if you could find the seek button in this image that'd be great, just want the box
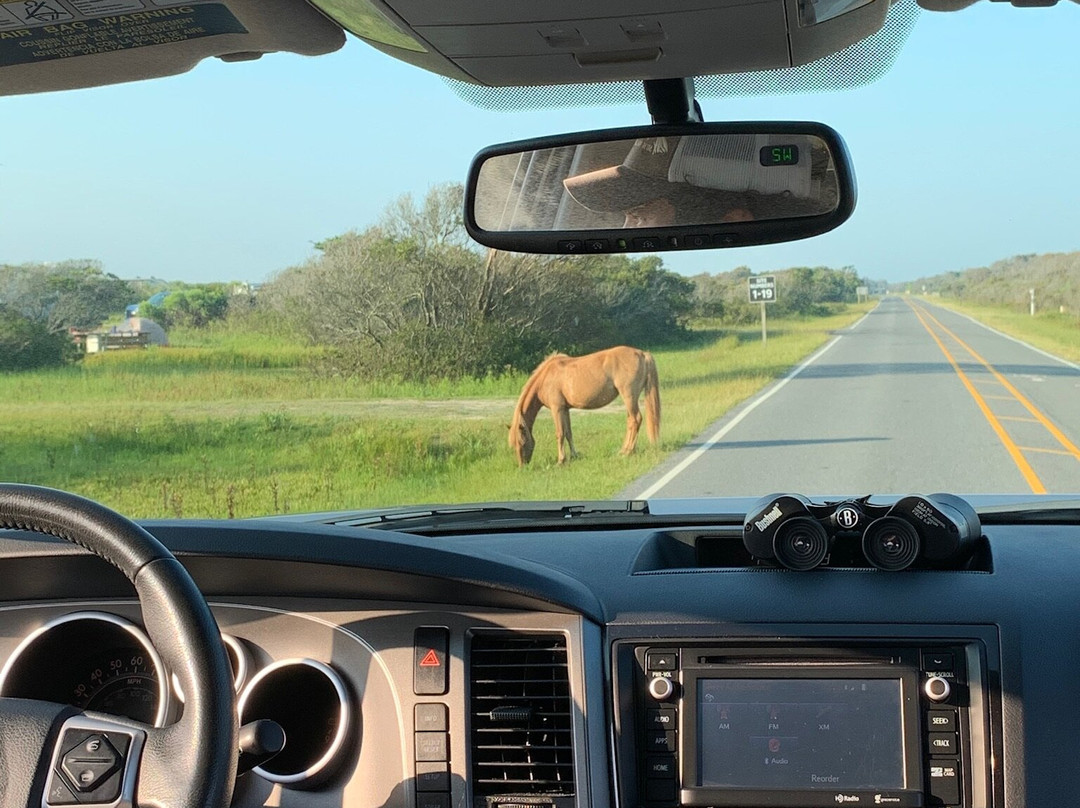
[927,710,957,733]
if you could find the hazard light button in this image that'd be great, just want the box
[414,627,449,695]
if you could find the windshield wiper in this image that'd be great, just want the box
[978,499,1080,525]
[324,500,655,534]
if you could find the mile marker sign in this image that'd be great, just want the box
[748,275,777,303]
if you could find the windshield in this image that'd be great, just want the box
[2,3,1078,519]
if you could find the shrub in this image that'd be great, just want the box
[0,308,77,372]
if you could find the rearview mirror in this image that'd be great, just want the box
[464,123,855,254]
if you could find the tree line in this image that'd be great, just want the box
[897,251,1080,315]
[691,264,864,323]
[0,260,133,371]
[1,184,869,376]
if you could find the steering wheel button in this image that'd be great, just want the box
[78,734,116,762]
[104,732,132,757]
[45,775,80,806]
[62,759,120,792]
[81,772,124,805]
[60,734,121,792]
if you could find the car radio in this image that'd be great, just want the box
[618,640,989,808]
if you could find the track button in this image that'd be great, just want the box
[928,732,957,756]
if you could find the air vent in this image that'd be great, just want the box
[469,633,575,802]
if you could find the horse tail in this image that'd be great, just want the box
[643,351,661,445]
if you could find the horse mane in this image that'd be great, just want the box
[509,353,566,448]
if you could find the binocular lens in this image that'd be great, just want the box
[773,517,830,571]
[862,516,921,571]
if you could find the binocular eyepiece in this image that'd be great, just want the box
[743,493,980,571]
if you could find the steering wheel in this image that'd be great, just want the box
[0,484,237,808]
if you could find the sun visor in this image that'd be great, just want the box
[0,0,345,96]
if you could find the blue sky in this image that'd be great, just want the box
[0,3,1076,284]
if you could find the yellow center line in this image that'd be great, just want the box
[1020,446,1076,457]
[905,300,1046,494]
[916,304,1080,464]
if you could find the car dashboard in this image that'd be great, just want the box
[1,504,1077,808]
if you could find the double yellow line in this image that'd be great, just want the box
[906,299,1080,494]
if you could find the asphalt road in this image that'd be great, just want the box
[624,296,1080,498]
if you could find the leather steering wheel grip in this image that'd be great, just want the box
[0,484,238,808]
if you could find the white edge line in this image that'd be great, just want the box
[634,304,878,499]
[920,299,1080,371]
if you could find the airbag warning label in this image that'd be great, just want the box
[0,2,247,66]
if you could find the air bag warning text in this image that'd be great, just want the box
[0,3,246,66]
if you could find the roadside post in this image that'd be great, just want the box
[748,275,777,346]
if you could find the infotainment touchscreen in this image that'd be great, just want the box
[695,679,904,790]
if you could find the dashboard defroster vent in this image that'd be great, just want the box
[469,633,575,801]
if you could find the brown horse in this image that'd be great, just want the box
[510,346,661,466]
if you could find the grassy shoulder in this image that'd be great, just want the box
[926,298,1080,363]
[0,304,873,518]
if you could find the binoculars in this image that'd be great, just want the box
[743,493,981,571]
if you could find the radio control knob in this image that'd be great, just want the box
[924,675,951,703]
[648,677,675,701]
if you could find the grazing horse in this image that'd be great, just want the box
[510,346,661,466]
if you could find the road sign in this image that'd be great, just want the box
[748,275,777,303]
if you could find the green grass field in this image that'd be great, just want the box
[927,298,1080,363]
[0,305,873,518]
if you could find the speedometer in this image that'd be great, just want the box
[71,650,161,725]
[0,612,169,726]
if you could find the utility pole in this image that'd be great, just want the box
[1030,288,1036,317]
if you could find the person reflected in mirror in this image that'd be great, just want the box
[563,137,726,228]
[563,134,827,229]
[622,194,755,228]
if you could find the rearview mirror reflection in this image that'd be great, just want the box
[473,132,841,234]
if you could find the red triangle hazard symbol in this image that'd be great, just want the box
[419,649,441,667]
